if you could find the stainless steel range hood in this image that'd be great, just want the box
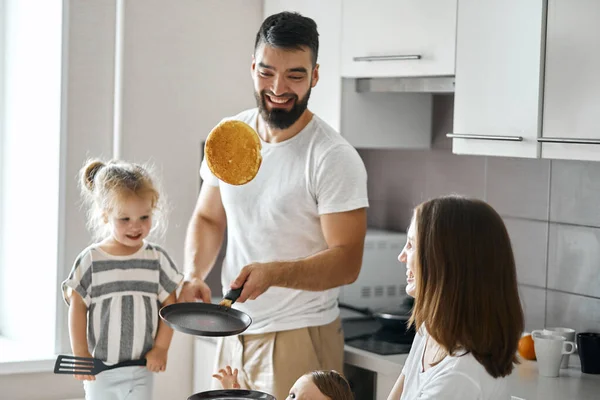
[355,76,455,94]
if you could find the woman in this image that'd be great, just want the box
[388,196,524,400]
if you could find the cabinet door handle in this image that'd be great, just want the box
[537,137,600,145]
[446,133,524,142]
[353,54,421,62]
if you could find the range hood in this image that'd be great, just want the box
[355,76,455,94]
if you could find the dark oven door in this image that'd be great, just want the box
[344,363,376,400]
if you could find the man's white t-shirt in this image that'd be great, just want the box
[400,329,510,400]
[200,108,369,334]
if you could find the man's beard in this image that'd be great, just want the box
[255,87,311,130]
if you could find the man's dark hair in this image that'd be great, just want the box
[254,12,319,67]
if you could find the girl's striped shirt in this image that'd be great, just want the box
[62,242,183,364]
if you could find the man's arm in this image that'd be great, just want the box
[231,207,367,302]
[179,184,227,302]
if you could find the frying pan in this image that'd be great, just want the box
[188,389,276,400]
[160,287,251,337]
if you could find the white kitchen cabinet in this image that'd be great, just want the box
[540,0,600,161]
[193,338,218,393]
[341,0,457,78]
[263,0,343,132]
[263,1,433,149]
[376,372,399,400]
[450,0,545,158]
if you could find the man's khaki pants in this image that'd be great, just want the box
[211,317,344,400]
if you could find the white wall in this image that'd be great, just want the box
[118,1,261,399]
[0,1,262,399]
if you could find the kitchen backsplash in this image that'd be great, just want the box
[357,96,600,335]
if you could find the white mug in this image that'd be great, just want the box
[542,327,576,368]
[531,330,576,377]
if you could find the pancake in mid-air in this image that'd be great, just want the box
[205,120,262,185]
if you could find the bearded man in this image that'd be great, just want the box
[180,12,368,400]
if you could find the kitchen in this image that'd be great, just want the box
[1,0,600,399]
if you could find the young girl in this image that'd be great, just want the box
[388,195,524,400]
[62,159,183,400]
[213,366,354,400]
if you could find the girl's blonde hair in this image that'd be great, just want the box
[79,159,167,241]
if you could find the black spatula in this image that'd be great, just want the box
[53,355,147,375]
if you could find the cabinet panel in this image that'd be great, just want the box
[193,338,218,393]
[341,0,457,78]
[264,1,433,149]
[263,0,342,131]
[541,0,600,161]
[451,0,545,158]
[376,372,398,400]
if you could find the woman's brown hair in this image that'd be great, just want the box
[309,370,354,400]
[409,195,524,378]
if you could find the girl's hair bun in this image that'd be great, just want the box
[82,160,105,191]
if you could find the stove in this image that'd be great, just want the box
[342,317,415,355]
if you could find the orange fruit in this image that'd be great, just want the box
[518,334,536,360]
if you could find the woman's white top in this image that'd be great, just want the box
[400,329,510,400]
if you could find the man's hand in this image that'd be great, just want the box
[212,365,240,389]
[178,277,212,303]
[230,263,276,303]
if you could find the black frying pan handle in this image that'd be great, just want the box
[223,286,243,304]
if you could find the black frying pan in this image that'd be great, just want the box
[188,390,276,400]
[339,297,414,330]
[159,288,251,337]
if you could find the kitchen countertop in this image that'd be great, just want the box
[506,360,600,400]
[343,341,600,400]
[344,343,407,376]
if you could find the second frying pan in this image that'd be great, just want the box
[188,390,276,400]
[160,288,251,337]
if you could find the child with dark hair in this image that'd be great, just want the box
[213,366,354,400]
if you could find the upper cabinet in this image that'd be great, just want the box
[540,0,600,162]
[263,0,600,160]
[263,0,343,132]
[341,0,457,78]
[263,0,433,149]
[450,0,546,158]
